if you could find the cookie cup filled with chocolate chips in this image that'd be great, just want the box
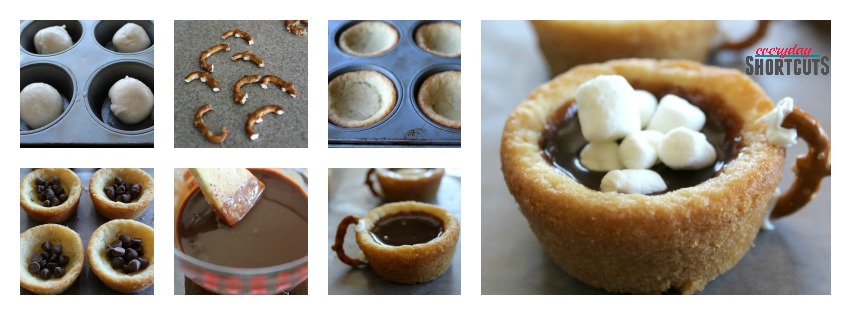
[20,224,84,294]
[89,168,154,219]
[500,59,830,294]
[20,168,82,223]
[332,201,460,284]
[88,219,154,293]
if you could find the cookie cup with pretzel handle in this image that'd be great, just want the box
[332,201,460,284]
[500,59,830,294]
[364,168,444,202]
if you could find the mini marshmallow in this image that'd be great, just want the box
[756,97,797,147]
[576,75,640,142]
[658,127,717,170]
[618,130,665,169]
[633,90,657,128]
[646,94,706,133]
[580,141,623,171]
[601,169,667,195]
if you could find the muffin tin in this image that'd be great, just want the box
[20,20,154,146]
[328,20,461,147]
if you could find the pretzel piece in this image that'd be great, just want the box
[233,74,262,104]
[194,104,229,144]
[285,20,308,35]
[231,51,265,68]
[245,105,284,140]
[222,29,254,45]
[260,75,297,97]
[184,71,220,92]
[199,44,230,73]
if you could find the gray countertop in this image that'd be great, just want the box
[173,20,308,148]
[328,168,462,295]
[20,168,155,295]
[481,20,830,294]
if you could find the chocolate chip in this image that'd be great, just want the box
[138,257,149,269]
[119,234,130,244]
[126,259,141,273]
[31,253,43,263]
[43,199,52,207]
[53,266,65,278]
[51,197,60,206]
[112,257,125,269]
[124,248,138,261]
[115,177,124,185]
[121,194,131,203]
[35,178,44,186]
[131,183,141,191]
[131,238,142,247]
[110,240,122,248]
[52,184,60,192]
[111,247,125,257]
[28,262,40,274]
[46,262,58,270]
[52,244,62,255]
[42,241,53,252]
[116,185,126,194]
[130,189,140,199]
[105,186,115,199]
[58,254,69,266]
[37,185,45,193]
[52,176,59,185]
[39,268,51,280]
[136,246,144,257]
[59,194,67,202]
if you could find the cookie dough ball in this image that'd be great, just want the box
[108,76,153,125]
[20,83,64,129]
[112,23,151,53]
[34,25,74,54]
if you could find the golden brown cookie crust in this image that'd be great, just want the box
[415,22,461,58]
[355,201,459,284]
[20,224,84,294]
[417,71,461,129]
[20,168,82,223]
[329,70,397,128]
[87,219,154,293]
[89,168,154,220]
[500,59,784,294]
[338,21,399,57]
[531,21,717,76]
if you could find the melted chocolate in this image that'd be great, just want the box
[177,170,308,268]
[370,212,443,246]
[541,82,744,193]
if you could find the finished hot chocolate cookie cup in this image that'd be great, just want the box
[20,168,82,223]
[89,168,154,219]
[501,59,829,294]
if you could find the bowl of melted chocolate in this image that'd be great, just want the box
[174,168,308,294]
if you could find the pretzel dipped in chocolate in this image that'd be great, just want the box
[199,44,230,73]
[222,29,254,45]
[245,105,284,141]
[285,20,308,35]
[231,51,265,68]
[184,71,220,92]
[233,74,262,104]
[260,75,297,98]
[194,104,229,144]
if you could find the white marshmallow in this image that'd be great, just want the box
[576,75,640,142]
[658,127,717,170]
[646,94,706,133]
[601,169,667,195]
[618,130,665,169]
[580,141,623,171]
[756,97,797,147]
[633,90,657,128]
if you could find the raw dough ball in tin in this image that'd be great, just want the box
[112,23,151,53]
[34,25,73,54]
[20,83,64,129]
[108,76,154,125]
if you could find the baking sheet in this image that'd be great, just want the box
[20,168,155,295]
[328,168,462,294]
[328,21,461,147]
[173,20,308,148]
[481,20,830,294]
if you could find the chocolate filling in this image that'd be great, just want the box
[370,212,443,246]
[177,170,308,268]
[541,82,744,193]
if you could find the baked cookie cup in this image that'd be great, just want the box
[89,168,154,219]
[20,168,82,223]
[417,71,461,129]
[20,224,84,294]
[88,219,154,293]
[501,59,789,294]
[329,70,397,128]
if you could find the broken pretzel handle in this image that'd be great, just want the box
[717,20,771,50]
[331,215,368,267]
[260,75,297,96]
[199,44,230,72]
[771,106,831,219]
[231,51,264,67]
[193,104,229,144]
[233,74,262,104]
[285,20,308,35]
[364,168,384,198]
[184,71,220,92]
[245,105,284,140]
[222,29,254,45]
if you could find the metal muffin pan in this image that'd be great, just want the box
[328,20,461,146]
[20,20,154,146]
